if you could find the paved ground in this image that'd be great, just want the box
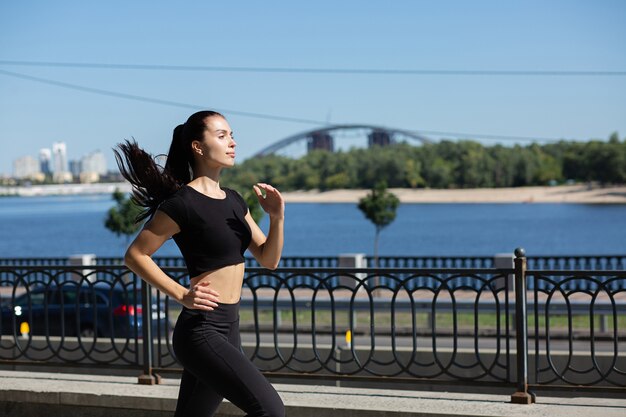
[0,370,625,417]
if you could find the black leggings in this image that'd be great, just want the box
[172,303,284,417]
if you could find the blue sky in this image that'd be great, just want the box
[1,0,625,176]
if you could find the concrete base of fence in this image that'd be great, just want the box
[1,370,625,417]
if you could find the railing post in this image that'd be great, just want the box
[510,247,534,404]
[138,281,161,385]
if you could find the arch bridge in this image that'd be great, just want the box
[253,124,431,157]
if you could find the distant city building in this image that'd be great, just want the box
[78,150,107,183]
[52,142,68,173]
[13,155,43,180]
[39,148,52,175]
[69,160,82,178]
[11,142,109,183]
[52,142,72,182]
[79,171,100,183]
[81,150,107,176]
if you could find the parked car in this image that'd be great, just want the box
[1,282,168,339]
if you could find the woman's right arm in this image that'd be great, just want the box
[124,210,220,310]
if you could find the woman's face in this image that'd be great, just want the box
[193,116,237,168]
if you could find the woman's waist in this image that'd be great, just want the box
[189,262,245,304]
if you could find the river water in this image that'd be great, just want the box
[0,194,625,258]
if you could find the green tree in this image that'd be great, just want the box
[357,181,400,267]
[404,158,424,188]
[455,141,494,188]
[242,189,264,224]
[586,140,626,184]
[423,157,454,188]
[222,133,626,190]
[488,145,516,187]
[324,172,351,189]
[285,163,320,190]
[530,144,563,184]
[104,189,143,243]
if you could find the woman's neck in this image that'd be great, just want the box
[190,170,222,193]
[189,168,223,197]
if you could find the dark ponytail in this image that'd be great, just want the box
[114,110,224,222]
[163,124,192,185]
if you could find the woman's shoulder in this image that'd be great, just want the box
[157,185,191,227]
[159,185,191,209]
[223,187,248,211]
[223,187,244,199]
[166,184,192,199]
[222,186,239,195]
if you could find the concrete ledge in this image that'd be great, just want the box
[1,370,625,417]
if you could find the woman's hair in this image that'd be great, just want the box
[114,110,224,221]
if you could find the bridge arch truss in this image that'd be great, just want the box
[253,124,432,157]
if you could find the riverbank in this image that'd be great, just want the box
[0,182,132,197]
[282,184,626,204]
[2,183,625,203]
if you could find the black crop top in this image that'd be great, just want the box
[158,185,252,277]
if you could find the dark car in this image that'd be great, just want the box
[1,282,168,339]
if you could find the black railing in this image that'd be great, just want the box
[0,267,145,369]
[0,254,624,404]
[2,254,626,270]
[3,254,626,291]
[527,269,626,390]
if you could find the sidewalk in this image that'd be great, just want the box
[0,370,624,417]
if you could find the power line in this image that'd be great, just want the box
[1,60,625,76]
[0,69,325,125]
[0,68,588,143]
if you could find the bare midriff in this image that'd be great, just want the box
[189,262,245,304]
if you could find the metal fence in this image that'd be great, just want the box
[2,254,626,270]
[0,253,624,404]
[2,254,626,291]
[527,270,626,390]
